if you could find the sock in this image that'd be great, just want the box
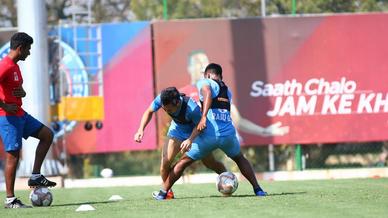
[254,187,264,193]
[160,189,167,195]
[6,196,16,204]
[31,173,41,179]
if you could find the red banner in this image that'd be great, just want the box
[153,13,388,145]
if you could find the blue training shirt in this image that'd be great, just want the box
[151,94,202,134]
[196,79,236,137]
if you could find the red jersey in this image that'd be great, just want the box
[0,56,24,116]
[179,84,199,103]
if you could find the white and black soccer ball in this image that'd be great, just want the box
[29,187,53,207]
[216,172,238,196]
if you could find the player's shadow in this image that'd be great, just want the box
[179,191,307,199]
[51,200,119,207]
[267,191,307,196]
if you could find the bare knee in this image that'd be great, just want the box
[5,151,20,165]
[37,126,54,145]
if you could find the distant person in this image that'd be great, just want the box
[377,142,388,167]
[153,63,267,200]
[180,50,289,138]
[134,87,226,199]
[0,32,56,209]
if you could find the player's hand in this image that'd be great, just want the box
[263,121,289,137]
[197,117,207,131]
[180,139,192,153]
[12,87,26,98]
[134,130,144,143]
[2,103,18,114]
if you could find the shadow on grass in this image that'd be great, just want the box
[51,200,119,207]
[177,191,307,200]
[268,191,307,196]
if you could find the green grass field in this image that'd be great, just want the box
[1,178,387,218]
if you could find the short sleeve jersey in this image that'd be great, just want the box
[196,79,236,137]
[0,56,24,116]
[151,94,202,133]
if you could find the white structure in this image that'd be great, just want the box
[17,0,60,176]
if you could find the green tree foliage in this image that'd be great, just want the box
[0,0,387,27]
[129,0,388,20]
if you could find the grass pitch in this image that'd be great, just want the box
[1,178,387,218]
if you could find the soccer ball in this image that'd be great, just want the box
[100,168,113,178]
[216,172,238,196]
[29,187,53,206]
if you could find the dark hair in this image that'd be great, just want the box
[160,87,180,106]
[205,63,222,79]
[10,32,33,50]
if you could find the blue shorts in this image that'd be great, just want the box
[186,134,241,160]
[0,112,43,152]
[167,126,191,142]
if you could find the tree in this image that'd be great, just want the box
[0,0,17,27]
[1,0,387,27]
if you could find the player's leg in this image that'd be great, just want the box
[201,153,227,174]
[153,137,216,200]
[153,154,196,200]
[165,154,195,190]
[22,113,56,187]
[220,135,267,196]
[230,153,266,195]
[160,137,182,182]
[0,116,31,208]
[155,137,182,199]
[4,151,19,198]
[30,126,53,175]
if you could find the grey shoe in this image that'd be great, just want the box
[4,198,32,208]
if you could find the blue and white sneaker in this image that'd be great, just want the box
[152,190,167,200]
[255,190,268,197]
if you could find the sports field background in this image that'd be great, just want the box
[1,178,387,218]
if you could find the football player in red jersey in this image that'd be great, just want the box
[0,32,56,209]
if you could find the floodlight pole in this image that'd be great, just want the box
[261,0,266,17]
[163,0,168,20]
[290,0,303,171]
[292,0,297,15]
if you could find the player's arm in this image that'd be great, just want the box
[197,84,212,131]
[231,104,266,135]
[134,106,154,143]
[180,127,200,153]
[0,68,18,113]
[231,104,289,137]
[0,99,18,114]
[181,103,202,152]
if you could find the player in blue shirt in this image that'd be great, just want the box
[134,87,226,199]
[154,63,267,200]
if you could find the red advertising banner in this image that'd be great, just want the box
[153,13,388,146]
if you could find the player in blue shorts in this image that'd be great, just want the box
[134,87,226,199]
[0,32,57,208]
[153,63,267,200]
